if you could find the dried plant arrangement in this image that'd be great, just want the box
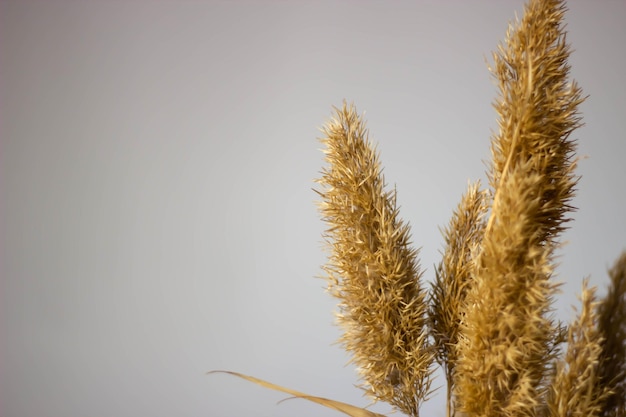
[210,0,626,416]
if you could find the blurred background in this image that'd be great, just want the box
[2,1,625,416]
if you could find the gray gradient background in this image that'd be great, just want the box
[1,1,625,417]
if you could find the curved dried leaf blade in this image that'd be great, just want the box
[208,370,387,417]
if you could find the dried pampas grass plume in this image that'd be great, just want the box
[547,279,609,417]
[429,181,488,416]
[454,0,584,415]
[315,102,433,417]
[597,251,626,417]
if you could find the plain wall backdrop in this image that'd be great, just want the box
[2,1,625,416]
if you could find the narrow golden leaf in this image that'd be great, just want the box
[208,370,387,417]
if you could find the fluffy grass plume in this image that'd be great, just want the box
[428,181,488,416]
[547,279,610,417]
[316,102,433,417]
[596,251,626,417]
[454,0,584,416]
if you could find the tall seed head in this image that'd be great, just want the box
[454,0,584,415]
[316,102,433,417]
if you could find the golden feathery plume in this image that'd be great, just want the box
[429,181,488,417]
[547,279,609,417]
[597,251,626,417]
[316,102,433,417]
[454,0,585,415]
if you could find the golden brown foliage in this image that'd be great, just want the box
[212,1,625,416]
[315,102,433,417]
